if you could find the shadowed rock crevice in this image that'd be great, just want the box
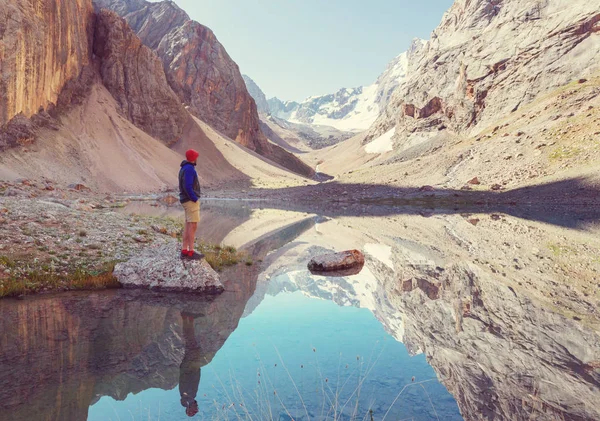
[93,9,190,146]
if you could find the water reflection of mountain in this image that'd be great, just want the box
[395,261,600,421]
[0,277,257,421]
[230,205,600,421]
[2,201,600,421]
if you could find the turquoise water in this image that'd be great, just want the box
[89,291,462,421]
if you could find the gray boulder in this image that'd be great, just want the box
[114,243,223,294]
[308,250,365,274]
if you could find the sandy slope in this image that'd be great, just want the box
[193,118,313,189]
[304,131,388,178]
[0,84,183,192]
[0,83,316,192]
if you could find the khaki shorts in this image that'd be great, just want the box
[182,200,200,223]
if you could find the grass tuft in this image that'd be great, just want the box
[549,146,582,160]
[0,256,16,269]
[197,243,247,271]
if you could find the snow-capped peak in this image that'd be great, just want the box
[268,40,426,132]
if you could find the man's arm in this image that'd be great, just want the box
[183,168,199,202]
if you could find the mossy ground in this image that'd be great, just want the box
[0,260,121,298]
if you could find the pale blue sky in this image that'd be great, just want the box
[156,0,454,101]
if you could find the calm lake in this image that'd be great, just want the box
[1,199,599,421]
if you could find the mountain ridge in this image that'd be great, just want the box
[259,39,426,133]
[369,0,600,146]
[0,0,317,190]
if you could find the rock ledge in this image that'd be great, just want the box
[114,243,223,294]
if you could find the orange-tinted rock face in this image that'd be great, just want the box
[0,0,94,125]
[93,9,189,145]
[156,21,262,149]
[95,0,264,150]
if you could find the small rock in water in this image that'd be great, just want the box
[308,250,365,275]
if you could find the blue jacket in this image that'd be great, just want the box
[179,161,201,203]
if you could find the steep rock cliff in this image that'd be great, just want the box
[93,0,314,177]
[0,0,94,126]
[370,0,600,147]
[93,9,189,145]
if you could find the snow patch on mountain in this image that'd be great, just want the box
[288,84,381,132]
[365,127,395,154]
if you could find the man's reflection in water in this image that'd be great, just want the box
[179,311,203,417]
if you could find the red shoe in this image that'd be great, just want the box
[188,251,205,260]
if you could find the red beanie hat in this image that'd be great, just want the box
[185,149,199,162]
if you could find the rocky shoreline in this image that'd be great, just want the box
[3,175,600,298]
[0,180,186,297]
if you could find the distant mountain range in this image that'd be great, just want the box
[243,39,426,133]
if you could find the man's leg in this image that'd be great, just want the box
[188,222,198,251]
[182,223,192,255]
[182,202,203,259]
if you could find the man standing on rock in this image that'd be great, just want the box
[179,149,204,260]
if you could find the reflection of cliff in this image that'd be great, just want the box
[0,280,256,421]
[387,262,600,421]
[256,250,600,420]
[238,210,600,421]
[0,208,319,421]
